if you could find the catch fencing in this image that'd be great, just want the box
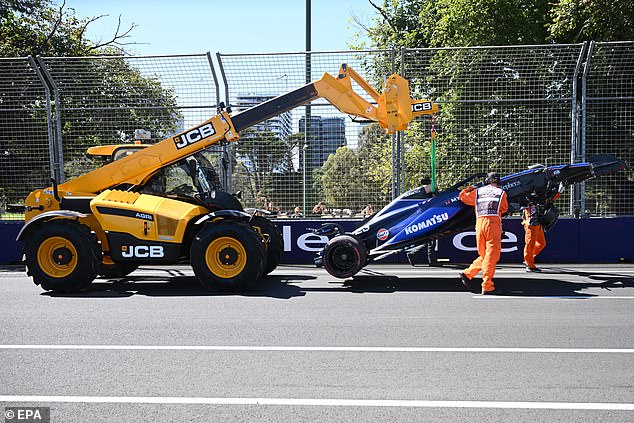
[0,42,632,220]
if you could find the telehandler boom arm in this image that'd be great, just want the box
[29,64,437,208]
[232,63,437,134]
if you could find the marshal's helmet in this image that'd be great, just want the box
[485,172,500,185]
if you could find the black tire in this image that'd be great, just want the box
[24,220,100,292]
[97,262,139,279]
[322,235,367,279]
[190,221,266,292]
[250,216,283,275]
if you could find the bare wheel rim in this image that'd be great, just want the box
[37,236,78,278]
[205,236,247,279]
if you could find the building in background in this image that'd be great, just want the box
[235,94,292,140]
[299,115,346,169]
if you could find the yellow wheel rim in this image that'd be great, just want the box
[252,225,270,251]
[37,236,78,278]
[205,236,247,279]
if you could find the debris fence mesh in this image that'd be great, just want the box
[0,44,632,219]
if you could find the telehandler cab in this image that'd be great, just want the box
[17,64,438,292]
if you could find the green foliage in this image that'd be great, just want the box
[0,0,99,56]
[0,1,181,205]
[317,124,391,210]
[233,129,299,208]
[361,0,430,49]
[422,0,550,47]
[58,57,181,165]
[549,0,634,43]
[361,0,633,49]
[319,146,366,210]
[355,123,393,201]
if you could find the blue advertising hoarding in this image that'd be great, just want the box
[1,217,632,265]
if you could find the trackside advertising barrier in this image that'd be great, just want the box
[1,218,632,265]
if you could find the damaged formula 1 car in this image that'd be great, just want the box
[314,154,627,278]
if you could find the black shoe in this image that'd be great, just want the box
[525,266,542,272]
[460,272,474,291]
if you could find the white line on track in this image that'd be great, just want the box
[472,296,634,299]
[1,345,633,353]
[0,396,632,410]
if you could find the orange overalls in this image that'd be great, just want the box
[522,205,546,269]
[459,185,509,292]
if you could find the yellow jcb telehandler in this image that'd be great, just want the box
[17,64,437,292]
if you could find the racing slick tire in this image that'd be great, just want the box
[190,221,266,292]
[250,216,283,275]
[24,219,100,292]
[322,235,367,279]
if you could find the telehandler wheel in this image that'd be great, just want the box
[190,221,266,292]
[24,220,100,292]
[97,262,139,279]
[250,216,283,275]
[322,235,367,279]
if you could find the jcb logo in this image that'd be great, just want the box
[121,245,164,258]
[411,102,433,112]
[173,123,216,149]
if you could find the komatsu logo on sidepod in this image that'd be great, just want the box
[404,213,449,235]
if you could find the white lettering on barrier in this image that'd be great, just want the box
[452,231,518,253]
[279,225,518,255]
[281,225,329,253]
[297,232,329,252]
[283,226,292,252]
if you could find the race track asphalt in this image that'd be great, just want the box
[1,263,633,422]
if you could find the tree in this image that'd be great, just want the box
[356,0,633,216]
[233,129,299,208]
[319,146,368,211]
[0,1,180,207]
[355,123,393,201]
[0,0,137,56]
[359,0,633,50]
[548,0,634,43]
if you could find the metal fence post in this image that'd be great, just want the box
[28,56,56,182]
[390,48,398,200]
[579,41,594,217]
[35,56,64,184]
[215,52,232,192]
[304,50,312,214]
[206,51,228,192]
[569,42,589,216]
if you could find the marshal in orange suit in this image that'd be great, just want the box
[522,204,546,272]
[458,172,508,294]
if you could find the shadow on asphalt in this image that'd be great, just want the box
[342,266,634,297]
[0,265,25,272]
[42,274,315,300]
[40,265,634,299]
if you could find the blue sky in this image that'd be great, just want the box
[64,0,375,55]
